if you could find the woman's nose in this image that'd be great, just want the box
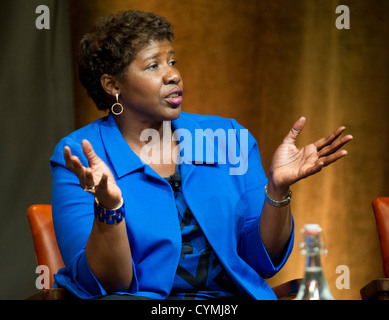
[163,67,181,85]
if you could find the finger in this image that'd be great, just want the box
[283,116,306,144]
[82,139,101,167]
[64,146,73,169]
[314,126,346,151]
[318,134,353,158]
[320,149,348,168]
[84,168,95,189]
[64,146,85,177]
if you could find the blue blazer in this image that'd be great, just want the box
[50,112,294,299]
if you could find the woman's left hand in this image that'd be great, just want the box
[268,117,353,195]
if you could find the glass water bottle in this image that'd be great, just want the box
[295,224,334,300]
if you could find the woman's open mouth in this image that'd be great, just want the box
[165,89,183,107]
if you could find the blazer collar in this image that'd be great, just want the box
[99,112,217,178]
[99,114,145,179]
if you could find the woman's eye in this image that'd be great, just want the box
[147,63,158,70]
[169,60,177,66]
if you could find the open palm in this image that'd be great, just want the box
[64,139,122,209]
[269,117,353,190]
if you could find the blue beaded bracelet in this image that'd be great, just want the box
[94,198,125,225]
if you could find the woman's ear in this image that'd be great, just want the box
[100,74,120,96]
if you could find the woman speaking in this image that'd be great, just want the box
[50,10,352,299]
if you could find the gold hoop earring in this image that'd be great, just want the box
[111,93,123,116]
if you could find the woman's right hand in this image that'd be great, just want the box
[64,139,122,209]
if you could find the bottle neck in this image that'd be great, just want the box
[296,226,334,300]
[305,251,322,269]
[303,233,323,269]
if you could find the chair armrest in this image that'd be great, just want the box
[360,278,389,300]
[272,278,302,300]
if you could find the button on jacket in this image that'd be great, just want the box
[50,112,294,299]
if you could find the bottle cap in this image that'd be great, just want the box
[299,224,328,256]
[303,224,322,235]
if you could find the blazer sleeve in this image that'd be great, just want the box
[231,119,294,278]
[50,137,138,298]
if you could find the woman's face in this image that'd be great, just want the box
[117,39,183,124]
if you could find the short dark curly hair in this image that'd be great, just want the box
[78,10,174,111]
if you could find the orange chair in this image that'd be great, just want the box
[27,204,68,299]
[360,197,389,300]
[372,197,389,278]
[26,204,300,299]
